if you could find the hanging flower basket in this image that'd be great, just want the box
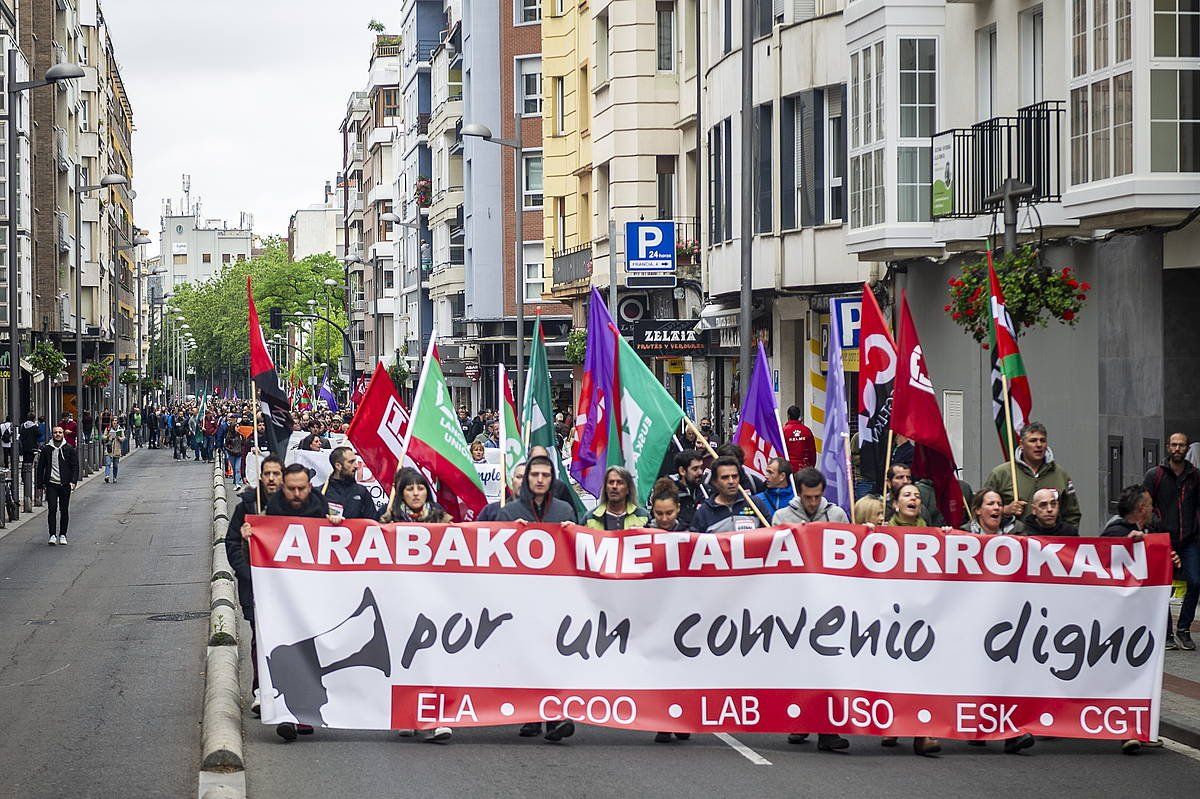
[565,328,586,365]
[83,362,110,388]
[414,177,432,209]
[676,239,701,261]
[140,376,164,392]
[28,341,67,382]
[945,246,1091,345]
[118,370,140,386]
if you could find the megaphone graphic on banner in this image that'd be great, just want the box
[267,587,391,726]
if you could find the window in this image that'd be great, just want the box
[897,148,931,223]
[754,103,773,233]
[523,152,543,208]
[222,253,232,263]
[1091,78,1111,180]
[900,38,936,137]
[753,0,772,38]
[79,100,88,131]
[1070,86,1090,184]
[579,67,590,130]
[518,58,542,116]
[1155,0,1200,58]
[826,88,846,224]
[202,253,212,264]
[556,199,567,252]
[708,120,734,242]
[553,76,565,134]
[722,0,732,54]
[380,88,399,119]
[977,26,997,120]
[518,0,541,24]
[1072,0,1087,77]
[1093,0,1109,70]
[523,243,543,302]
[596,13,610,84]
[1115,0,1132,63]
[657,155,676,220]
[383,269,395,290]
[1113,71,1133,175]
[1020,7,1045,106]
[172,254,186,265]
[849,42,885,228]
[657,3,675,71]
[1151,70,1200,172]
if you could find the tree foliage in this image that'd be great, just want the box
[164,239,347,378]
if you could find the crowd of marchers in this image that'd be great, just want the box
[218,395,1192,758]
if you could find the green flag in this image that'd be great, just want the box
[612,328,685,505]
[499,363,526,476]
[522,319,587,516]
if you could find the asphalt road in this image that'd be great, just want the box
[0,450,212,799]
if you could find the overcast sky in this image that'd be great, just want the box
[101,1,402,253]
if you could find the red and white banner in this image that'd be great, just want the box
[248,520,1170,741]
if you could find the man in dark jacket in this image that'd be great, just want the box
[692,456,763,534]
[323,447,380,521]
[225,454,284,718]
[670,449,708,528]
[35,425,78,546]
[752,457,796,520]
[1145,433,1200,649]
[248,463,329,742]
[1024,488,1079,536]
[494,453,577,743]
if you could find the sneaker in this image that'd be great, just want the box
[250,690,261,718]
[1178,630,1196,651]
[881,737,899,747]
[654,732,674,743]
[48,535,57,546]
[423,727,453,743]
[57,535,67,546]
[1121,739,1142,755]
[396,729,418,737]
[913,737,942,756]
[518,722,542,737]
[786,732,810,744]
[1003,733,1035,754]
[817,733,850,752]
[104,476,109,483]
[544,719,576,742]
[1167,633,1181,651]
[276,723,298,742]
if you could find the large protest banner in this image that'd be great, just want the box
[248,520,1170,740]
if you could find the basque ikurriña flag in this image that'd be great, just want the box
[891,293,964,527]
[987,252,1033,460]
[570,288,619,498]
[247,277,293,457]
[732,341,787,482]
[857,284,897,494]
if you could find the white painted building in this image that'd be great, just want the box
[158,209,254,294]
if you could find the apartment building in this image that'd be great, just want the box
[360,37,400,364]
[0,5,32,418]
[287,181,342,261]
[340,90,369,371]
[158,206,254,293]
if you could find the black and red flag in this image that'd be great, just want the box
[247,276,293,457]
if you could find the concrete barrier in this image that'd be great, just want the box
[200,460,245,781]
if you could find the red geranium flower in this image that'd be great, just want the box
[952,312,962,321]
[943,304,951,312]
[1062,310,1075,321]
[1080,282,1091,291]
[1067,278,1078,288]
[981,343,990,350]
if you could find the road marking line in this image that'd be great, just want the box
[715,733,772,765]
[1163,737,1200,763]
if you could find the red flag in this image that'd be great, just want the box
[857,284,898,491]
[346,362,410,489]
[247,277,293,456]
[891,293,964,527]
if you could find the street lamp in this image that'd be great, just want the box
[462,120,526,407]
[119,233,151,410]
[4,58,86,513]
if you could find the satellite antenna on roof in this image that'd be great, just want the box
[182,174,191,215]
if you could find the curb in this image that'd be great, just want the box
[1162,713,1200,750]
[199,460,246,792]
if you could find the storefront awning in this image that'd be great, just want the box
[694,303,740,331]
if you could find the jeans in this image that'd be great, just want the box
[1177,540,1200,633]
[228,453,243,486]
[45,483,70,536]
[104,455,120,480]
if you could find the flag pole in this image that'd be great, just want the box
[881,429,894,505]
[388,331,437,520]
[251,380,261,514]
[498,364,508,509]
[682,415,769,526]
[841,431,853,515]
[1002,373,1020,505]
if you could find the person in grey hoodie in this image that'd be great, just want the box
[772,468,851,525]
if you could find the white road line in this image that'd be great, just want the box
[715,733,772,766]
[1162,737,1200,763]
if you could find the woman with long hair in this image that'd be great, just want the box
[382,467,452,524]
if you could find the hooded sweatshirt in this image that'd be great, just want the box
[771,495,850,526]
[495,456,578,523]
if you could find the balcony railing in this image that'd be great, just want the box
[411,40,438,65]
[411,113,430,136]
[931,100,1065,220]
[552,241,592,286]
[348,142,364,163]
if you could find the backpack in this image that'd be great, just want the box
[1,426,11,445]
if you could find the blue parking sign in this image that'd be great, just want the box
[625,221,676,272]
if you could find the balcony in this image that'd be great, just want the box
[409,40,438,65]
[343,190,362,218]
[55,127,70,173]
[550,241,593,297]
[428,185,463,226]
[410,113,430,138]
[931,101,1065,221]
[347,142,364,165]
[429,264,465,298]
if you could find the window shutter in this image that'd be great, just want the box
[798,91,817,227]
[773,0,784,21]
[793,0,815,23]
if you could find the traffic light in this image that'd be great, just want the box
[269,306,283,330]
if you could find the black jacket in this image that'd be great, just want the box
[1025,517,1079,536]
[265,487,330,519]
[18,421,40,456]
[226,486,273,616]
[322,475,380,520]
[495,469,577,523]
[1102,517,1140,537]
[671,475,708,528]
[35,442,78,488]
[1144,461,1199,545]
[690,495,761,534]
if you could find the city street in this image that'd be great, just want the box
[0,452,211,798]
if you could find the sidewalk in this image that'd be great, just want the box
[1162,642,1200,747]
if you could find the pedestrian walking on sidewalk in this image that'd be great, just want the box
[35,426,78,546]
[103,422,126,483]
[1145,432,1200,651]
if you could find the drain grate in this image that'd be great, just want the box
[146,611,209,622]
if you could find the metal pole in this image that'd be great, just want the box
[738,0,754,406]
[136,259,142,406]
[513,110,524,409]
[608,219,617,313]
[7,49,20,511]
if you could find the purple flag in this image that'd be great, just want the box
[732,341,787,482]
[569,288,618,497]
[818,309,853,515]
[318,367,339,412]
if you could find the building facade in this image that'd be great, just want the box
[287,181,341,261]
[158,204,254,294]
